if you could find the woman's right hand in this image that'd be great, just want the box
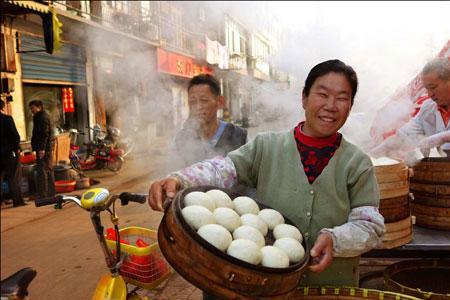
[148,176,181,212]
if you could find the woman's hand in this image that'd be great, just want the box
[148,176,180,212]
[308,232,334,273]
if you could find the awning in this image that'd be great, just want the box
[5,0,49,14]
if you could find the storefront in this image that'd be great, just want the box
[19,33,88,139]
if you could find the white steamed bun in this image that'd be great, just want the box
[227,239,262,265]
[273,237,305,263]
[197,224,232,252]
[273,223,303,243]
[206,189,234,209]
[181,205,215,230]
[258,209,285,230]
[233,196,260,215]
[233,225,265,248]
[184,191,216,212]
[240,213,268,236]
[260,246,290,268]
[213,207,241,232]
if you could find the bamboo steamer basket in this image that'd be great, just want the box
[157,186,310,299]
[411,157,450,231]
[373,159,411,223]
[290,286,421,299]
[384,259,450,300]
[376,216,413,249]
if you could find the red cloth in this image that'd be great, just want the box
[293,122,342,184]
[438,106,450,127]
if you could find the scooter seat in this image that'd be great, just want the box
[0,267,37,298]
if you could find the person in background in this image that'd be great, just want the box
[148,60,384,288]
[173,74,247,168]
[0,99,26,207]
[29,100,55,198]
[370,57,450,159]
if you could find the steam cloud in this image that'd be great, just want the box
[82,2,450,174]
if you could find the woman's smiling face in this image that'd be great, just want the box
[302,72,353,138]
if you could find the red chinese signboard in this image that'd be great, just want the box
[157,48,213,78]
[62,87,74,113]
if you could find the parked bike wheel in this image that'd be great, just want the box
[107,156,124,172]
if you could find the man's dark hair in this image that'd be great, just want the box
[29,99,44,109]
[188,74,221,97]
[302,59,358,105]
[0,99,5,110]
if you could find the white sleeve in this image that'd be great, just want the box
[320,206,385,257]
[170,156,238,189]
[397,116,426,138]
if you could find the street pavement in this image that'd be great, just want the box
[1,142,202,300]
[1,125,273,299]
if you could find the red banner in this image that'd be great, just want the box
[157,48,213,78]
[62,87,74,113]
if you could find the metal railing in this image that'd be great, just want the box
[48,1,196,55]
[50,1,160,42]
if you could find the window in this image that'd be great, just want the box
[141,1,151,22]
[240,36,246,54]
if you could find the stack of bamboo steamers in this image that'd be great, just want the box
[373,156,450,248]
[372,158,413,249]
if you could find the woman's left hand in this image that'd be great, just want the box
[308,232,334,273]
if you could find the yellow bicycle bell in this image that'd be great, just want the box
[81,188,110,209]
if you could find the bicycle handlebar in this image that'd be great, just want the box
[119,192,147,205]
[35,192,147,209]
[35,195,63,207]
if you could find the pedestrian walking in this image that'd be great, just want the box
[29,100,55,198]
[0,99,26,207]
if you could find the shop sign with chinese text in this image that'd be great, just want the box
[157,48,213,78]
[62,87,74,112]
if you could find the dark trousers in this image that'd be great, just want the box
[36,153,55,198]
[0,155,24,205]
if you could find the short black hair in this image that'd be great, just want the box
[29,99,43,109]
[188,74,221,97]
[0,100,5,110]
[302,59,358,105]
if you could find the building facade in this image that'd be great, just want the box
[1,1,292,150]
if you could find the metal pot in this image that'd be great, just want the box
[54,164,71,181]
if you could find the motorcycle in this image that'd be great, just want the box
[104,126,135,158]
[69,129,125,172]
[87,125,134,159]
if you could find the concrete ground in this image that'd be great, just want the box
[1,123,288,300]
[1,143,202,300]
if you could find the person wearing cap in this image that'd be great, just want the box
[148,59,384,288]
[172,74,247,169]
[370,57,450,158]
